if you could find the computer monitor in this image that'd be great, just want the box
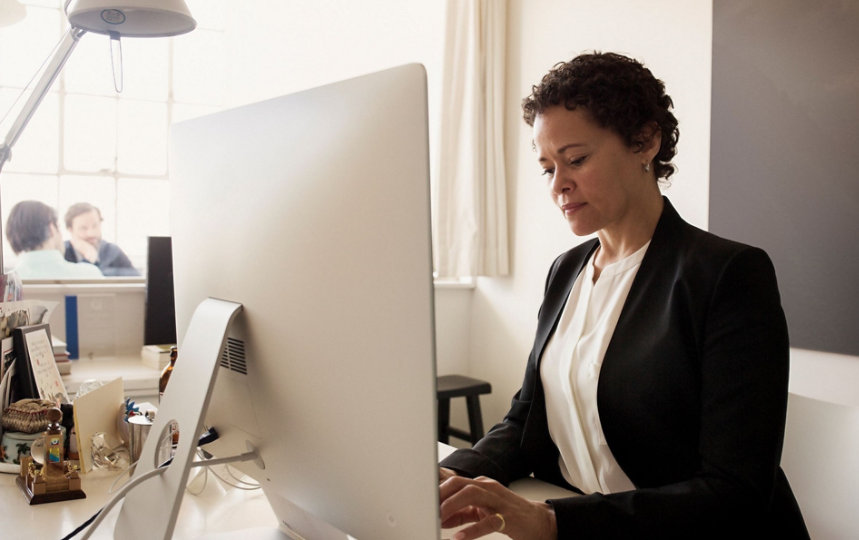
[114,64,439,539]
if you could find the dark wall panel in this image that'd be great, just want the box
[710,0,859,356]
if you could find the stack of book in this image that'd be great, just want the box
[141,344,174,370]
[52,337,71,375]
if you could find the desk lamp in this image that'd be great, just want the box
[0,0,196,273]
[0,0,27,28]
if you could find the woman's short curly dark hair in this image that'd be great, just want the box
[522,52,679,180]
[6,200,58,254]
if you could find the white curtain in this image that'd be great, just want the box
[434,0,509,278]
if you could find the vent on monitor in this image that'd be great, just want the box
[220,337,247,375]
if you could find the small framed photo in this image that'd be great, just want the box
[13,324,69,405]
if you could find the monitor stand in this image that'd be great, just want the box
[113,298,243,540]
[195,494,354,540]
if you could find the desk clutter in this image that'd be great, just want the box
[0,320,170,504]
[0,398,84,503]
[52,337,72,375]
[1,398,62,464]
[0,383,167,504]
[14,406,85,505]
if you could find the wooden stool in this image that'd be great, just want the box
[437,374,492,446]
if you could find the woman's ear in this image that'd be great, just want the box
[634,121,662,161]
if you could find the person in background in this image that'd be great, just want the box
[63,202,139,276]
[5,200,103,279]
[438,52,807,539]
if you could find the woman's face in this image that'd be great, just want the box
[69,209,103,246]
[533,106,650,238]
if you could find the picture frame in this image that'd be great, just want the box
[12,324,69,405]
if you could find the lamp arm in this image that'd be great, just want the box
[0,25,85,274]
[0,25,86,175]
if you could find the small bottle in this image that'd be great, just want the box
[159,346,178,402]
[159,347,180,447]
[43,407,65,476]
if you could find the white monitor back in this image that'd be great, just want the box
[117,64,439,540]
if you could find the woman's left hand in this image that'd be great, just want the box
[439,475,557,540]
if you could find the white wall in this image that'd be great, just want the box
[219,2,443,105]
[216,0,445,177]
[23,283,145,357]
[466,0,714,425]
[434,284,474,376]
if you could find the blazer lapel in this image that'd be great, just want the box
[534,199,684,373]
[532,239,599,369]
[605,198,684,359]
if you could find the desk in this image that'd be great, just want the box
[0,444,575,539]
[0,353,229,533]
[0,462,277,539]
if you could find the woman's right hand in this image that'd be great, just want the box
[439,473,557,540]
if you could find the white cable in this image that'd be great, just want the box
[188,449,256,495]
[107,460,137,494]
[188,449,258,468]
[78,449,259,537]
[225,463,260,488]
[108,32,123,93]
[208,465,260,491]
[188,448,260,492]
[80,466,165,540]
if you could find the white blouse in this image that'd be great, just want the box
[539,241,650,494]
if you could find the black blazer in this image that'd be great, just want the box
[441,199,808,538]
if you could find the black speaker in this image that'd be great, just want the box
[144,236,176,345]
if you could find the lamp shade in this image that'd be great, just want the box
[66,0,196,37]
[0,0,26,28]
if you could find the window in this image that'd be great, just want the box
[1,0,443,277]
[0,0,227,274]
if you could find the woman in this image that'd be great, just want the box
[6,200,103,279]
[439,53,807,539]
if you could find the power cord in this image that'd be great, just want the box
[190,448,261,492]
[78,466,166,540]
[187,425,261,492]
[62,427,260,539]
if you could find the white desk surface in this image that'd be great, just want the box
[0,444,574,539]
[3,357,574,538]
[0,462,276,539]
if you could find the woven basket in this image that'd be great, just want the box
[1,399,57,434]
